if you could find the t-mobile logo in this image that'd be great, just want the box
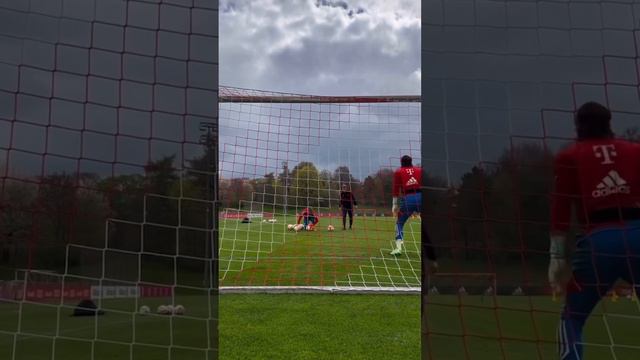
[593,144,617,164]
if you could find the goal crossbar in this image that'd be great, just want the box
[219,86,420,103]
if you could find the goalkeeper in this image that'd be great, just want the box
[296,207,319,230]
[390,155,422,255]
[549,102,640,360]
[339,184,357,230]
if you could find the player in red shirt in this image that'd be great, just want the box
[389,156,430,257]
[296,207,319,230]
[550,102,640,360]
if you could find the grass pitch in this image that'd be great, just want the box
[219,215,422,287]
[2,294,638,359]
[2,216,639,359]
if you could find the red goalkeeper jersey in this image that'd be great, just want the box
[551,138,640,232]
[297,208,319,225]
[392,166,422,197]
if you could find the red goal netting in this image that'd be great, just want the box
[217,86,423,291]
[423,0,640,359]
[0,1,218,359]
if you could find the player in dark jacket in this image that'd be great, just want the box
[339,184,357,230]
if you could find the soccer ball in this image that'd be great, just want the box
[165,305,175,314]
[287,224,294,231]
[157,305,170,315]
[139,305,150,315]
[327,225,335,231]
[294,224,304,232]
[267,218,277,223]
[306,225,313,231]
[174,304,185,315]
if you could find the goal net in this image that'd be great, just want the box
[0,1,218,359]
[423,0,640,358]
[218,86,423,292]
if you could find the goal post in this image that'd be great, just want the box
[217,86,423,291]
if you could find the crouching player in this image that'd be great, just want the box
[296,207,319,231]
[549,102,640,360]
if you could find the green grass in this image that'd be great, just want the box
[426,294,640,359]
[2,216,639,359]
[0,295,214,360]
[219,215,422,287]
[2,294,639,359]
[219,294,419,360]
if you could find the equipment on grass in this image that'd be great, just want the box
[294,224,305,232]
[139,305,151,315]
[72,299,105,317]
[327,225,335,231]
[174,304,186,315]
[287,224,295,231]
[157,305,170,315]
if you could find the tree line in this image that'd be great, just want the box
[3,128,638,276]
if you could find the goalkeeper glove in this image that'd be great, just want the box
[548,234,570,294]
[392,197,398,215]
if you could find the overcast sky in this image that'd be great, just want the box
[219,0,421,96]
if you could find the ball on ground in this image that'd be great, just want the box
[327,225,334,231]
[294,224,304,232]
[157,305,169,315]
[139,305,150,314]
[174,304,185,315]
[287,224,294,231]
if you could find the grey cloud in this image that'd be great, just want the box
[219,0,420,95]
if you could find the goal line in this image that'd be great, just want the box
[219,286,420,294]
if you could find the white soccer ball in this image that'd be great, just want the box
[327,225,335,231]
[306,225,312,231]
[287,224,294,231]
[174,304,185,315]
[139,305,150,315]
[294,224,304,232]
[268,218,277,223]
[165,305,175,314]
[157,305,169,315]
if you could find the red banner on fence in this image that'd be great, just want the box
[0,282,173,301]
[222,211,274,219]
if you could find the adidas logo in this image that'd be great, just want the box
[592,170,631,198]
[406,177,418,186]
